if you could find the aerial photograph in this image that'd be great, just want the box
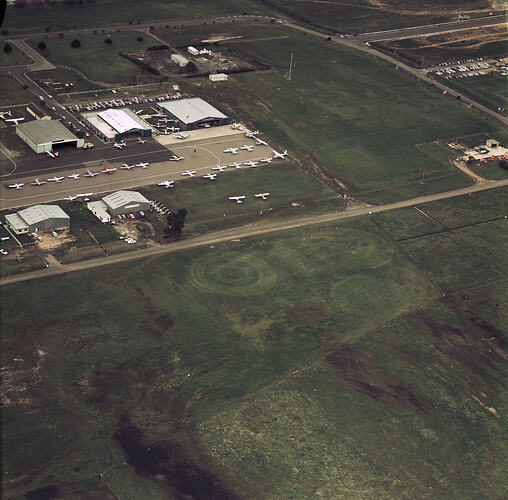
[0,0,506,498]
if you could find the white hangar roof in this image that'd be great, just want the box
[159,97,227,125]
[97,109,151,134]
[102,190,150,210]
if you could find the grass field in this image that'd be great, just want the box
[0,42,33,67]
[28,68,102,94]
[2,194,506,497]
[2,0,279,34]
[27,32,164,84]
[0,75,33,107]
[156,23,503,203]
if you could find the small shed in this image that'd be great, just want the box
[171,53,190,67]
[209,73,228,82]
[486,138,499,148]
[187,46,199,56]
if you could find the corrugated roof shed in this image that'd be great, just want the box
[159,98,227,125]
[16,120,79,146]
[102,190,149,210]
[17,204,69,225]
[98,109,151,134]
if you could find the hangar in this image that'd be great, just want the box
[102,190,151,216]
[5,204,70,234]
[159,97,229,130]
[16,120,84,153]
[82,108,152,142]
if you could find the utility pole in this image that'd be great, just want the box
[288,52,294,80]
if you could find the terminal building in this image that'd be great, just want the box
[82,108,153,142]
[16,120,84,153]
[5,204,70,234]
[158,97,229,131]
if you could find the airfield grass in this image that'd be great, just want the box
[2,207,506,498]
[163,23,502,203]
[2,0,279,34]
[29,68,102,94]
[0,42,33,67]
[0,254,45,276]
[27,32,163,85]
[0,75,33,107]
[141,163,339,234]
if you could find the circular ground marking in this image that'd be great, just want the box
[188,252,277,296]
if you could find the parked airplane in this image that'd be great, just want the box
[6,117,24,125]
[136,162,149,168]
[31,178,46,186]
[47,151,59,158]
[255,193,270,200]
[212,165,227,172]
[76,192,94,198]
[244,160,258,167]
[229,162,242,169]
[260,157,273,163]
[64,195,78,201]
[137,137,147,143]
[134,109,143,115]
[85,169,99,177]
[231,123,243,130]
[8,183,24,189]
[157,180,174,189]
[256,138,268,146]
[203,173,217,181]
[102,167,117,174]
[181,170,196,177]
[224,147,239,154]
[169,154,184,161]
[245,130,259,138]
[0,111,12,120]
[47,176,64,183]
[272,149,288,159]
[120,163,136,170]
[113,141,126,149]
[68,173,80,179]
[240,144,254,151]
[229,195,246,204]
[175,132,189,139]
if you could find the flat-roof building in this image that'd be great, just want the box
[16,120,84,153]
[171,53,190,67]
[102,190,151,216]
[158,97,229,130]
[5,204,70,234]
[26,103,51,120]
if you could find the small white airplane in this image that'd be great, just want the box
[31,178,46,186]
[64,195,78,201]
[120,163,136,170]
[136,162,149,168]
[6,117,24,125]
[157,118,171,123]
[244,160,259,167]
[231,123,243,130]
[229,195,246,204]
[255,193,270,200]
[102,167,117,174]
[224,147,239,154]
[113,141,126,149]
[169,154,184,161]
[137,137,147,143]
[240,144,254,151]
[163,126,180,132]
[0,111,12,120]
[175,132,189,139]
[8,183,24,189]
[181,170,196,177]
[157,180,174,189]
[47,176,64,183]
[256,138,268,146]
[260,157,273,163]
[134,110,143,115]
[85,169,99,177]
[229,162,242,169]
[47,151,59,158]
[203,173,217,181]
[245,130,259,138]
[212,165,227,172]
[272,149,288,159]
[68,173,80,180]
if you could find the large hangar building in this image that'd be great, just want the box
[82,108,153,142]
[16,120,84,153]
[159,97,229,130]
[5,204,70,234]
[102,190,151,216]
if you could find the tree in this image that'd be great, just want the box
[3,43,12,54]
[137,36,143,42]
[70,38,81,48]
[500,159,508,172]
[38,41,47,50]
[164,209,187,239]
[104,38,112,45]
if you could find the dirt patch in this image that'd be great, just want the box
[286,303,328,327]
[25,485,60,500]
[36,228,75,251]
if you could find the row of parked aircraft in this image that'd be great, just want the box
[0,111,25,125]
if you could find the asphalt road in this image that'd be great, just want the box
[2,178,506,286]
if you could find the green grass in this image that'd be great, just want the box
[0,42,33,67]
[27,32,163,84]
[0,75,33,106]
[0,255,45,276]
[141,163,339,234]
[159,23,502,203]
[28,68,101,94]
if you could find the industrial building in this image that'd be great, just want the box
[82,108,152,142]
[158,97,229,131]
[171,53,190,67]
[102,190,151,216]
[5,204,70,234]
[16,120,84,153]
[26,103,51,120]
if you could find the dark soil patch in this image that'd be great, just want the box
[286,303,328,327]
[416,314,465,341]
[25,485,59,500]
[154,314,174,329]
